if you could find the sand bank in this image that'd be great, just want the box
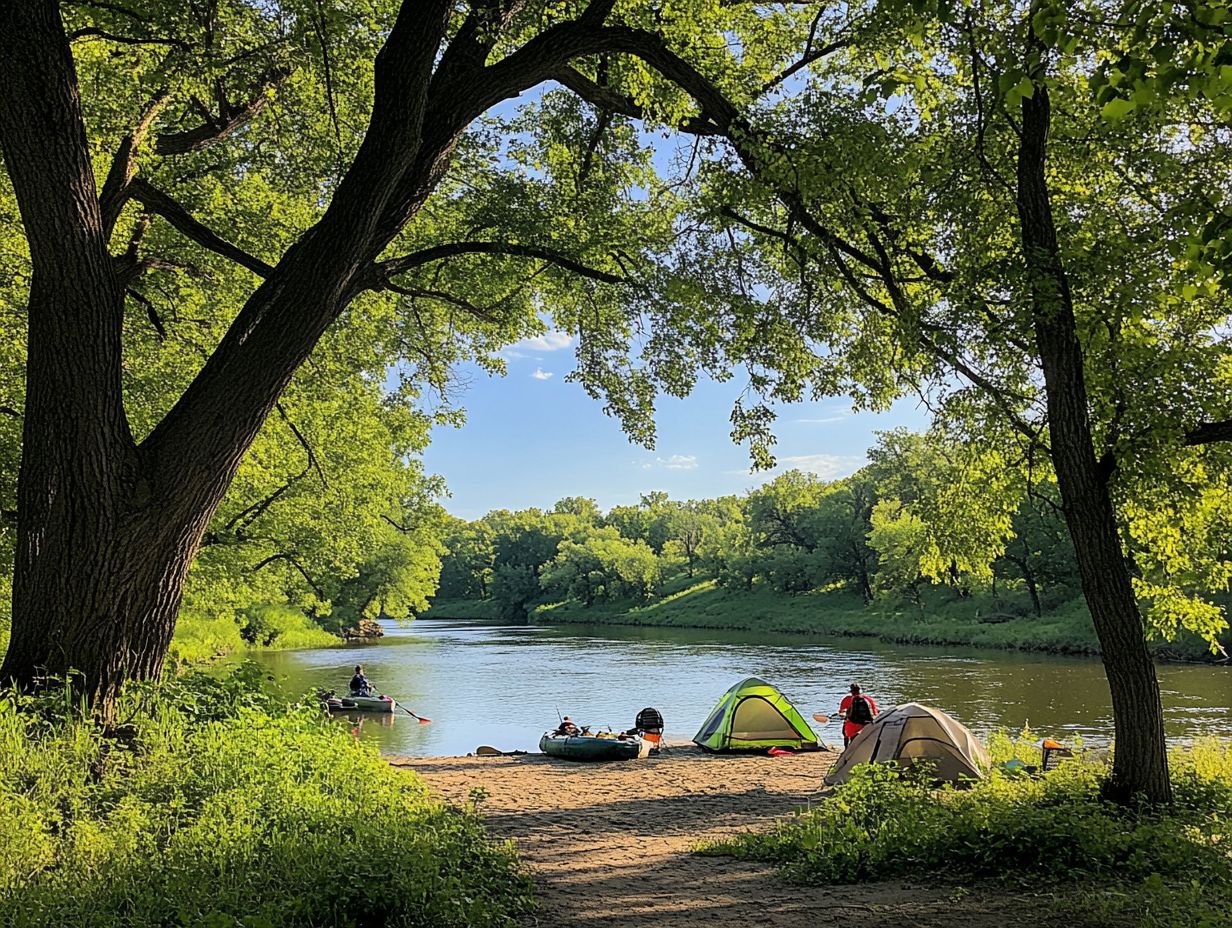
[392,746,1077,927]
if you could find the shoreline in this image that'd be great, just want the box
[426,586,1230,664]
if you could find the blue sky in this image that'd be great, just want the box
[420,91,931,519]
[422,331,929,520]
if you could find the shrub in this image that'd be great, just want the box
[0,676,532,928]
[703,740,1232,925]
[241,603,339,650]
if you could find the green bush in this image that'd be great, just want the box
[0,675,533,927]
[240,603,340,650]
[170,609,250,665]
[703,739,1232,926]
[170,604,338,667]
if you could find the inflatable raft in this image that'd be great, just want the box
[539,732,650,762]
[325,694,396,713]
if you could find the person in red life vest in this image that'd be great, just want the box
[838,682,878,747]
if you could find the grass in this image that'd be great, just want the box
[0,667,533,927]
[423,597,503,622]
[169,603,340,666]
[507,577,1225,660]
[702,735,1232,927]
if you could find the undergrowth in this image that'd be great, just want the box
[702,736,1232,927]
[0,668,532,927]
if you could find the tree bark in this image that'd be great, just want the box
[0,0,467,708]
[1016,64,1172,803]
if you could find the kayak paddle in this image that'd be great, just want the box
[398,704,431,723]
[812,712,832,724]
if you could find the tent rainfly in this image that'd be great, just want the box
[824,702,990,785]
[693,677,820,752]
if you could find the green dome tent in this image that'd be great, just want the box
[693,677,820,752]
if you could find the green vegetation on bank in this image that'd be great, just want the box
[702,737,1232,927]
[0,669,532,928]
[434,580,1227,660]
[169,604,341,666]
[429,461,1232,660]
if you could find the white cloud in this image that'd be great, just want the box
[511,330,575,353]
[640,454,699,471]
[530,368,553,381]
[725,453,864,482]
[794,415,846,425]
[662,454,698,470]
[777,454,863,479]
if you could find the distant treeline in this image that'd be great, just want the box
[435,429,1089,623]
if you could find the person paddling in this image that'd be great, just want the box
[350,664,373,697]
[838,682,878,747]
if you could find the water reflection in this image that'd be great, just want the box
[251,619,1232,757]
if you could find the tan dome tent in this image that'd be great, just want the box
[824,702,989,785]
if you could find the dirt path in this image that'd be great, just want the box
[391,747,1084,928]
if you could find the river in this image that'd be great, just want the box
[250,618,1231,757]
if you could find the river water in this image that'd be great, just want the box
[250,618,1231,757]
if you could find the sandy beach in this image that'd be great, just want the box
[391,746,1079,928]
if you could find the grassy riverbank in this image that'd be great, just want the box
[703,736,1232,927]
[168,603,341,665]
[428,578,1229,661]
[0,670,532,928]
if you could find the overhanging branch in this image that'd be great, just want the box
[155,66,292,155]
[371,241,625,286]
[127,178,273,277]
[1185,420,1232,446]
[552,65,720,135]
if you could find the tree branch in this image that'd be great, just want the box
[154,66,292,155]
[127,177,273,277]
[761,38,849,92]
[68,26,187,48]
[125,287,166,340]
[552,65,720,135]
[371,241,625,286]
[275,403,328,488]
[251,552,325,599]
[385,284,503,324]
[1185,420,1232,446]
[221,469,307,535]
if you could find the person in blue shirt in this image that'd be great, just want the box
[349,665,372,697]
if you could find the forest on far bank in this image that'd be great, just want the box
[428,427,1232,661]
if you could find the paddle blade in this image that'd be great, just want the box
[474,745,503,756]
[812,712,831,724]
[416,716,431,724]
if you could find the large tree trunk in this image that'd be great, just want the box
[0,0,453,710]
[1016,64,1172,804]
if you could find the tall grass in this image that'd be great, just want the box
[170,603,339,666]
[0,672,533,927]
[703,737,1232,926]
